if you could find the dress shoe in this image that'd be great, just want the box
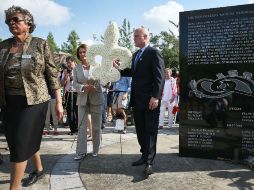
[122,129,127,134]
[74,154,86,161]
[22,170,45,187]
[144,164,153,176]
[132,157,147,166]
[92,153,98,157]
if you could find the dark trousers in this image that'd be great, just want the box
[101,92,107,128]
[133,104,160,165]
[65,92,78,133]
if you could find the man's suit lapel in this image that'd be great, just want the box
[132,46,150,73]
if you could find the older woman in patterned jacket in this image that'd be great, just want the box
[0,6,63,189]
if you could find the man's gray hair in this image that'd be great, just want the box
[135,27,150,39]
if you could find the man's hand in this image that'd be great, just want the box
[112,59,120,70]
[122,93,128,100]
[149,97,159,110]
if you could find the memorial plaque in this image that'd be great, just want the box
[179,4,254,160]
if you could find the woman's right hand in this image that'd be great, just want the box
[55,89,64,121]
[55,102,64,121]
[83,84,95,92]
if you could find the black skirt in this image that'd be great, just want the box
[3,95,48,162]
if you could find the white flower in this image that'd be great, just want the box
[86,21,132,85]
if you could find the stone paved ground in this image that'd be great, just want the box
[80,127,254,190]
[0,125,254,190]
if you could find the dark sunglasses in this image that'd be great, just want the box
[5,16,24,25]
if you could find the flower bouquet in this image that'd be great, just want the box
[172,106,180,115]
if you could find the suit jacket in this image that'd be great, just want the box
[122,45,165,109]
[73,64,103,107]
[0,35,60,107]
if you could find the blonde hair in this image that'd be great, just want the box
[165,68,172,74]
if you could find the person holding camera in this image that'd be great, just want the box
[60,56,78,135]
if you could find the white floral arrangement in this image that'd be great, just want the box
[86,21,132,85]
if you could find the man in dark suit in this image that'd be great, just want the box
[115,27,165,176]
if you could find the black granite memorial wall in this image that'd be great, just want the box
[179,4,254,160]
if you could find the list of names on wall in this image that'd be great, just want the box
[187,12,254,65]
[242,112,254,122]
[242,130,254,150]
[187,111,203,120]
[187,128,219,148]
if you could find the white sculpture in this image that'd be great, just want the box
[86,21,132,85]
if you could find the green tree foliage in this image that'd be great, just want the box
[118,19,134,52]
[150,21,179,70]
[47,32,59,53]
[61,30,81,61]
[0,38,2,42]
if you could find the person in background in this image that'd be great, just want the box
[158,68,177,129]
[101,83,110,129]
[106,83,114,122]
[87,114,92,141]
[113,27,165,176]
[0,6,63,189]
[73,44,103,160]
[174,70,180,124]
[175,70,180,98]
[60,56,78,135]
[57,65,67,128]
[43,94,59,135]
[112,74,131,134]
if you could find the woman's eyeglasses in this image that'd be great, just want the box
[5,17,24,25]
